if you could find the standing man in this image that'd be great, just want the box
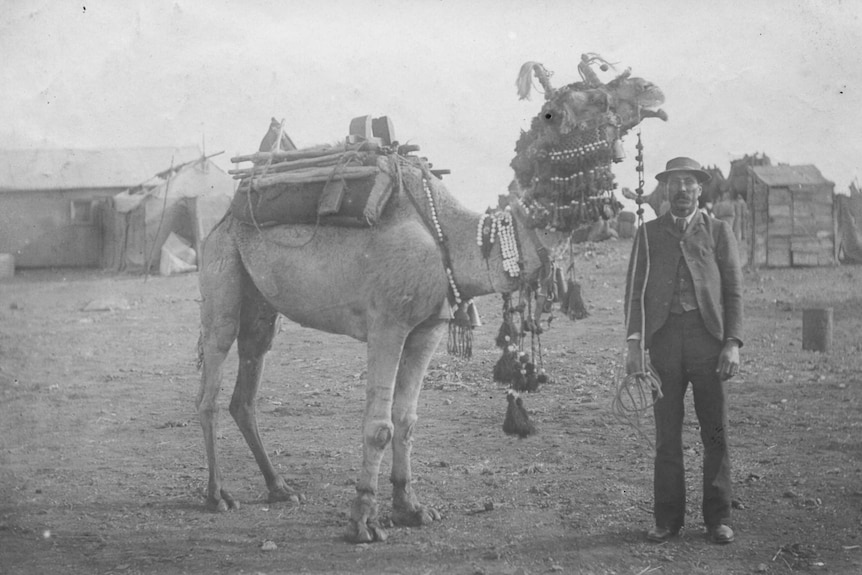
[625,157,744,544]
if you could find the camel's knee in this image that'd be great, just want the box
[237,315,278,357]
[237,293,278,348]
[228,390,255,419]
[201,320,239,357]
[197,400,219,422]
[364,420,394,451]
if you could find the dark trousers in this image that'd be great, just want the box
[648,310,732,529]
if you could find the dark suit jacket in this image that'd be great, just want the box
[625,211,744,349]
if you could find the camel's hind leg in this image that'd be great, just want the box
[196,227,243,512]
[390,317,447,527]
[229,280,303,504]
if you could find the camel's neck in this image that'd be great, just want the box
[431,195,523,301]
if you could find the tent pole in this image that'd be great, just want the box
[144,156,174,282]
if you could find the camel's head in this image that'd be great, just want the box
[510,54,667,233]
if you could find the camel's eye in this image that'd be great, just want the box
[544,112,553,121]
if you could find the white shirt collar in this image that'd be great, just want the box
[674,210,698,226]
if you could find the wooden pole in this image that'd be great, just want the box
[248,166,379,189]
[144,155,174,282]
[228,151,362,179]
[230,145,338,164]
[802,307,833,352]
[231,140,381,165]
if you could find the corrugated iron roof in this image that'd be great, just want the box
[0,146,202,191]
[750,164,833,187]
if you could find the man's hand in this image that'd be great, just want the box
[626,340,645,375]
[716,340,740,380]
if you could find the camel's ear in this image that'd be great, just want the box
[516,61,555,101]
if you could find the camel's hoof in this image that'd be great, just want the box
[391,505,441,527]
[206,489,239,512]
[346,521,387,543]
[268,486,305,504]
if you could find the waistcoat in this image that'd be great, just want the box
[670,257,698,313]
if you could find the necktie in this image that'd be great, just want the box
[676,217,686,234]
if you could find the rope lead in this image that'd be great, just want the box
[612,130,663,446]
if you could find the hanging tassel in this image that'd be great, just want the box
[554,267,567,304]
[563,279,589,320]
[493,347,524,388]
[495,313,520,349]
[560,236,588,320]
[557,268,570,316]
[523,360,540,392]
[447,321,471,358]
[503,352,525,392]
[536,369,549,386]
[493,294,524,384]
[447,314,472,359]
[503,389,537,438]
[447,300,480,359]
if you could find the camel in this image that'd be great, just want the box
[195,54,666,543]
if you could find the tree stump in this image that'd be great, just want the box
[802,308,833,352]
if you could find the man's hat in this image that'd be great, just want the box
[655,157,711,183]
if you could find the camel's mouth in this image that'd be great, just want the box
[613,81,668,129]
[637,84,665,110]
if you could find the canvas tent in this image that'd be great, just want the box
[104,156,235,273]
[0,146,202,268]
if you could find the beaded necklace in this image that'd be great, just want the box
[401,164,477,358]
[421,177,472,309]
[476,206,522,279]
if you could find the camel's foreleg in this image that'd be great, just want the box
[196,238,243,512]
[347,322,409,543]
[390,318,447,528]
[230,287,304,505]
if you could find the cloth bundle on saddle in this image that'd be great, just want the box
[229,116,415,228]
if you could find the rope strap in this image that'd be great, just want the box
[612,130,663,445]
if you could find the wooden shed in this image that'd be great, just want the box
[747,164,836,267]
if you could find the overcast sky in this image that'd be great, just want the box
[2,0,861,211]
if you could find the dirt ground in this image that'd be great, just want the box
[2,238,862,575]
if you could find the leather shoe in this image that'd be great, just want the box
[708,524,735,544]
[646,525,677,542]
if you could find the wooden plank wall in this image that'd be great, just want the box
[760,183,834,267]
[767,187,792,267]
[751,181,769,266]
[790,185,833,266]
